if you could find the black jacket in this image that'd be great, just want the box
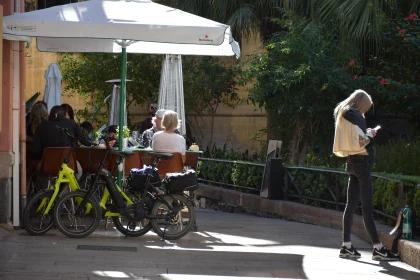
[343,109,375,156]
[32,114,84,160]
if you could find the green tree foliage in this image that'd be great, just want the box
[183,57,239,152]
[360,14,420,132]
[240,14,363,164]
[58,53,162,125]
[157,0,285,43]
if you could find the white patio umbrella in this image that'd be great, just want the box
[3,0,241,184]
[43,62,63,113]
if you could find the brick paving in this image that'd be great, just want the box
[1,209,419,280]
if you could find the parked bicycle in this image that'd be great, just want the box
[23,126,95,235]
[53,133,197,240]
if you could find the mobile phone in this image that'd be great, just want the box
[373,125,381,131]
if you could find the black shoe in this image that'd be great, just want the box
[339,245,361,259]
[372,246,399,261]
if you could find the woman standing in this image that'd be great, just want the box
[333,89,398,261]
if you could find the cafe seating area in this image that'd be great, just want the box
[27,145,202,191]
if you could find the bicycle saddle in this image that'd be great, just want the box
[110,150,134,158]
[149,152,174,160]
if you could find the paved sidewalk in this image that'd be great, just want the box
[1,209,419,280]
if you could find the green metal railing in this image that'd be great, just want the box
[197,157,420,223]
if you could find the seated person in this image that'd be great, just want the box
[141,109,165,148]
[80,121,94,141]
[139,102,157,134]
[105,125,118,148]
[151,110,186,163]
[26,102,49,143]
[32,105,84,178]
[141,109,180,148]
[61,103,75,120]
[48,105,61,120]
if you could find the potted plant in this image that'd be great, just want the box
[116,126,131,148]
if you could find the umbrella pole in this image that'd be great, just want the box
[117,44,127,188]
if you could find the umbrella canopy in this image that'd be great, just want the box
[3,0,240,57]
[43,62,63,113]
[3,0,241,185]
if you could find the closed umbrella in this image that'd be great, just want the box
[43,62,62,113]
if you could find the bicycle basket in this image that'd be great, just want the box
[162,169,197,194]
[127,166,160,191]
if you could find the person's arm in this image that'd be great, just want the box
[151,133,158,151]
[181,137,186,163]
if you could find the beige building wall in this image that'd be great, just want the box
[25,44,86,112]
[25,35,267,154]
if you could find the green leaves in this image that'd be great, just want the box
[58,53,163,126]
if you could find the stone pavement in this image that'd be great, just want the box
[1,209,419,280]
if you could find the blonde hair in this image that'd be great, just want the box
[334,89,372,123]
[30,102,48,134]
[162,110,179,131]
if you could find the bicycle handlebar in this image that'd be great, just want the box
[55,126,98,147]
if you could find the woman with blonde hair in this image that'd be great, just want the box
[333,89,398,261]
[151,110,186,163]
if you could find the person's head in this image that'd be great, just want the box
[107,125,118,136]
[334,89,373,122]
[48,105,61,120]
[162,110,179,132]
[150,102,158,116]
[29,102,48,134]
[80,121,93,133]
[34,100,48,111]
[61,103,74,120]
[152,109,166,131]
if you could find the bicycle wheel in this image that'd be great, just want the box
[54,190,101,238]
[150,194,196,240]
[23,190,55,235]
[112,194,153,237]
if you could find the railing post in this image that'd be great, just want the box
[284,168,289,201]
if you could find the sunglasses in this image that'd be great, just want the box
[151,106,157,109]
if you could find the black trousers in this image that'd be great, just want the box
[343,154,380,245]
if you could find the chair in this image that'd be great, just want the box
[74,148,109,175]
[108,150,143,177]
[36,147,78,189]
[155,152,184,180]
[38,147,78,176]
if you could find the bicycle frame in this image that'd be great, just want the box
[36,162,80,216]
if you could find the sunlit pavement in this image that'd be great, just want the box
[1,209,419,280]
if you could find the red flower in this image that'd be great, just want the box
[409,14,418,21]
[349,60,355,67]
[353,75,358,80]
[399,29,405,35]
[380,78,389,85]
[403,38,407,41]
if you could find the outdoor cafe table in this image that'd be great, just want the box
[75,147,203,175]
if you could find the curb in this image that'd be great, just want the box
[195,183,420,269]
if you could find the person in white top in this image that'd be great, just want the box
[151,110,186,163]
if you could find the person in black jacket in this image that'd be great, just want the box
[32,105,84,178]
